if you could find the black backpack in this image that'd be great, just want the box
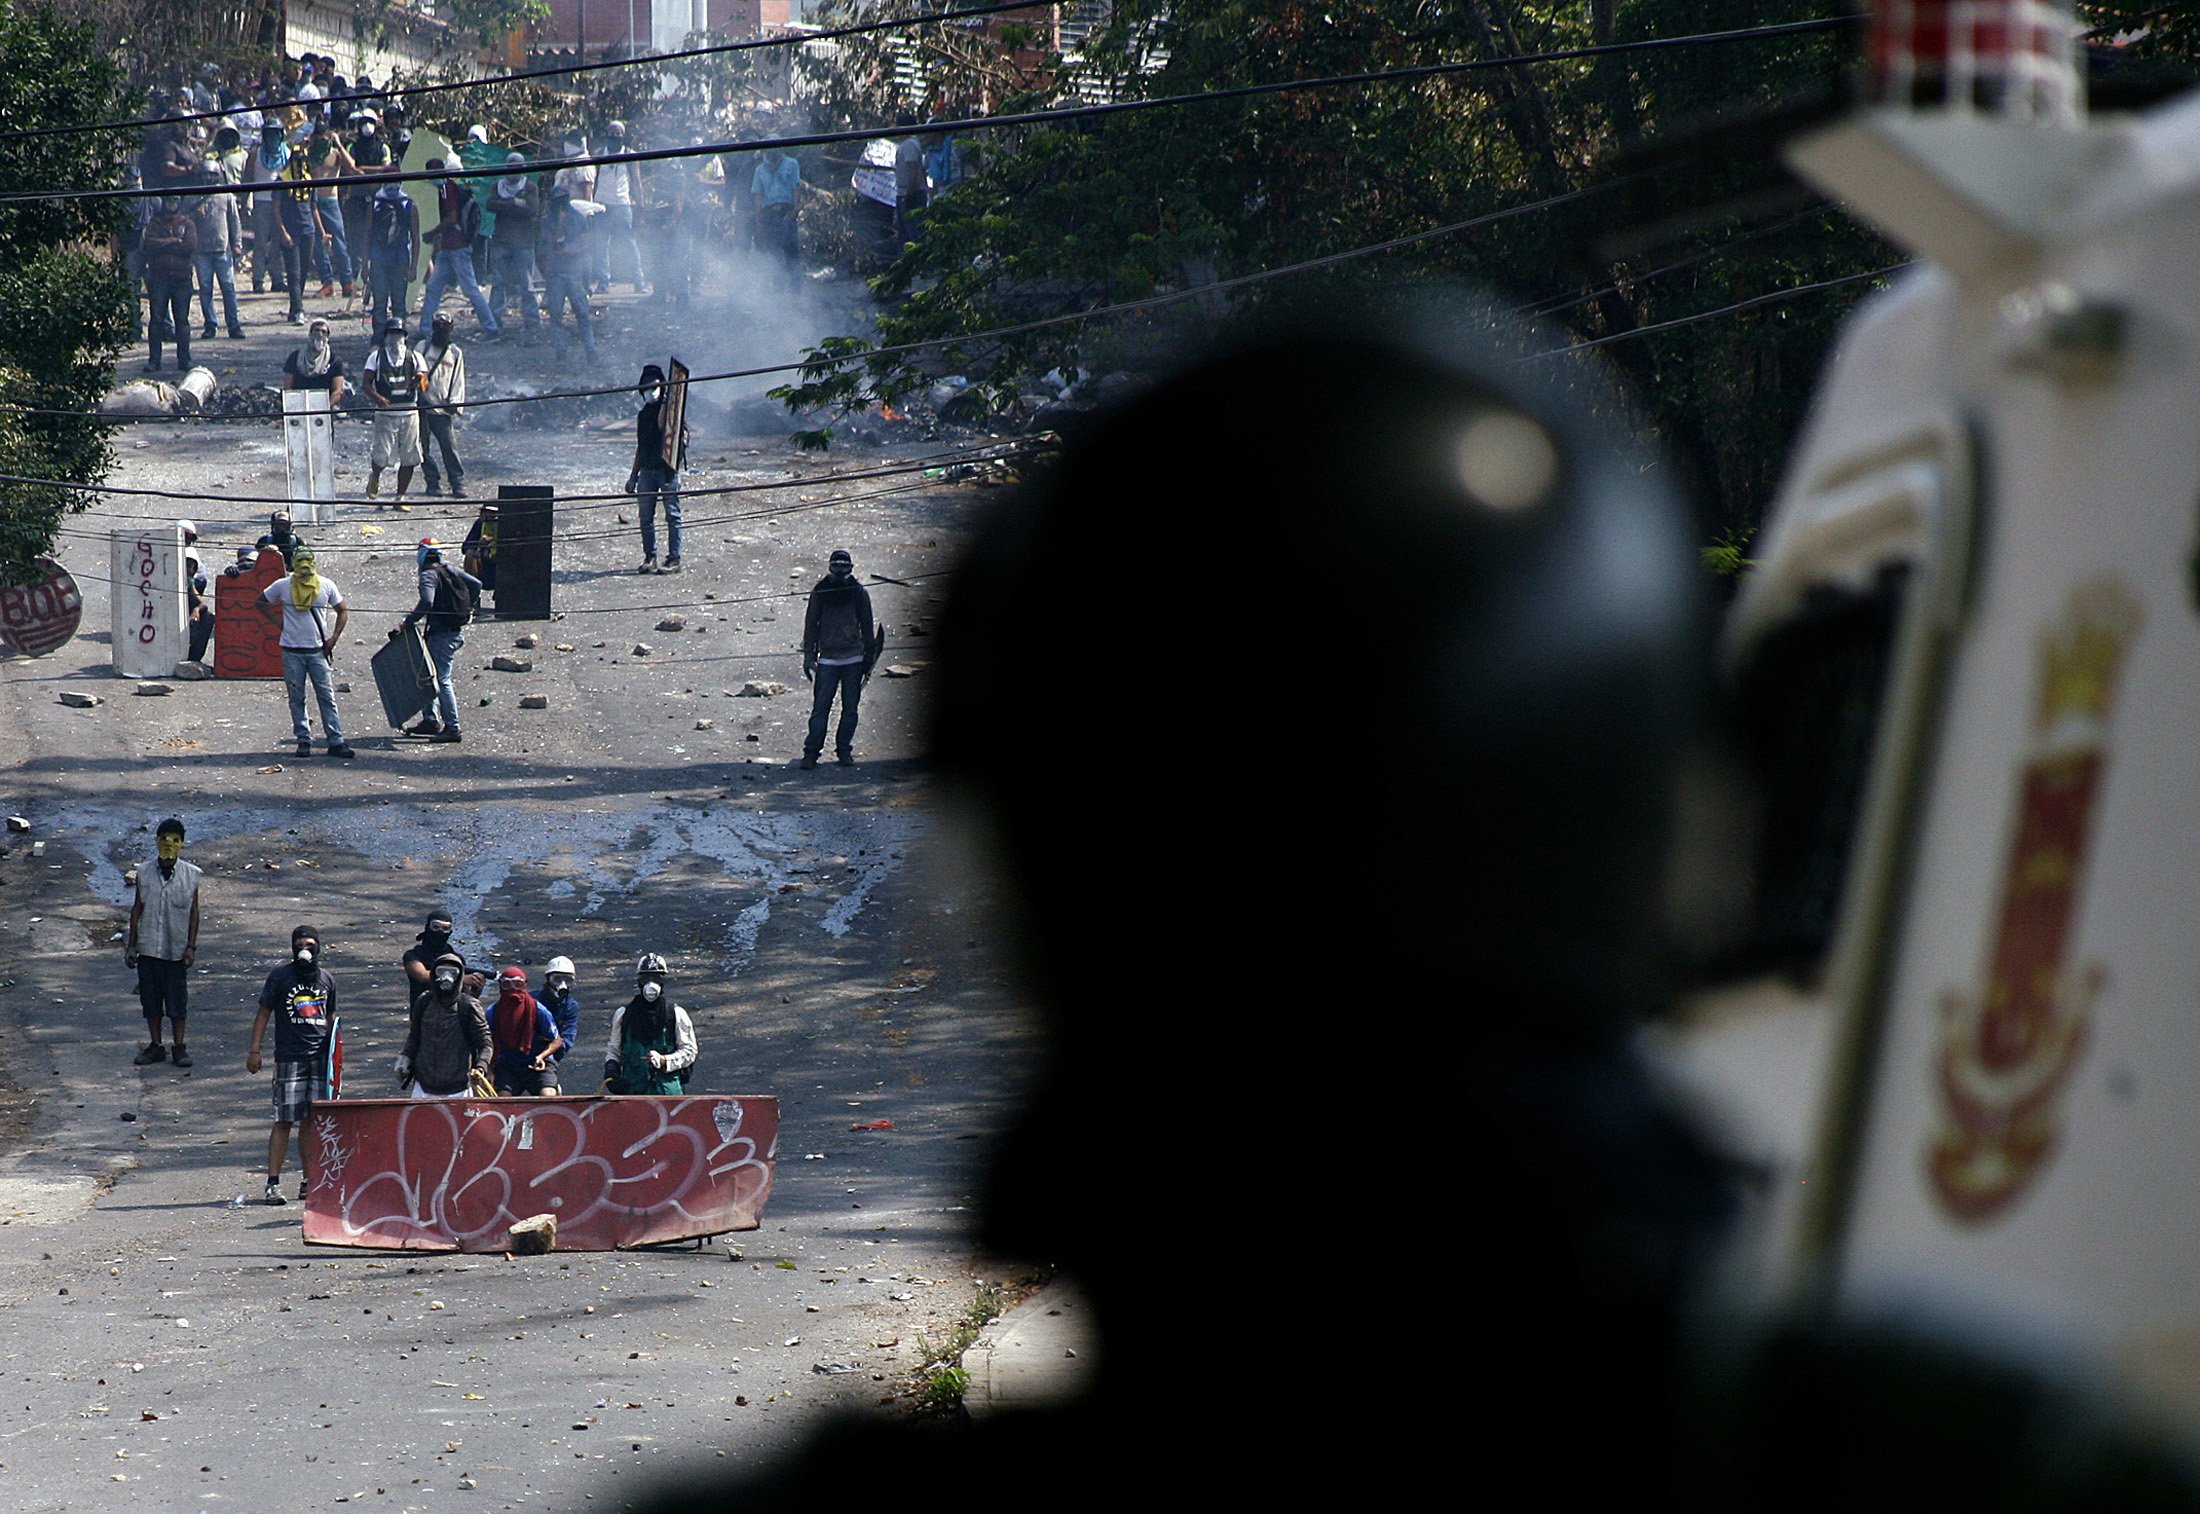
[430,565,476,627]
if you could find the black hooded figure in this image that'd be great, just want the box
[627,306,2200,1513]
[800,548,876,769]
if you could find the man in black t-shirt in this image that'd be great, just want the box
[247,925,338,1205]
[401,910,457,1001]
[282,317,348,404]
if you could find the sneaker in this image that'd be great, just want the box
[636,556,657,574]
[800,753,818,770]
[264,1179,286,1206]
[288,311,305,326]
[133,1042,166,1066]
[390,501,410,512]
[430,730,462,744]
[836,752,855,767]
[296,741,312,759]
[450,484,467,499]
[662,556,683,573]
[199,323,216,339]
[227,327,245,339]
[329,744,357,759]
[170,1044,192,1068]
[404,718,443,737]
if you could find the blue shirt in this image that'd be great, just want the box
[752,156,799,207]
[540,987,582,1062]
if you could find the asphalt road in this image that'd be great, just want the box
[0,282,1046,1510]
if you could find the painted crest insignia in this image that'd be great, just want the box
[1926,576,2141,1223]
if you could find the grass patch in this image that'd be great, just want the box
[908,1279,1008,1419]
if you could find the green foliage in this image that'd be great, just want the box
[777,0,1896,539]
[434,0,552,48]
[0,2,135,583]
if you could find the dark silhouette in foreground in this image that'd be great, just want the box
[636,308,2200,1509]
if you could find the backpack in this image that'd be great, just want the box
[430,564,476,627]
[369,195,410,261]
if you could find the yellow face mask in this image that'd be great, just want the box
[156,835,182,863]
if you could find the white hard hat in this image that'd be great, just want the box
[545,956,575,977]
[176,519,197,540]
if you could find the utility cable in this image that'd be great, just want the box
[0,0,1061,145]
[1528,262,1912,357]
[2,16,1856,206]
[5,439,1034,516]
[0,165,1663,430]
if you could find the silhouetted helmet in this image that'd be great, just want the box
[932,300,1709,1048]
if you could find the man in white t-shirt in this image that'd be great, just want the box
[256,549,355,759]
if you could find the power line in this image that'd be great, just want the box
[0,166,1662,427]
[7,16,1855,206]
[5,0,1059,146]
[1529,262,1912,358]
[49,469,996,553]
[46,554,956,619]
[8,441,1034,515]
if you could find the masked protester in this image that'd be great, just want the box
[801,549,878,769]
[125,818,201,1068]
[140,196,199,373]
[257,508,303,567]
[490,966,565,1096]
[398,951,490,1099]
[364,318,425,503]
[247,925,337,1204]
[602,954,696,1095]
[537,957,583,1093]
[413,158,501,343]
[257,546,352,759]
[627,364,686,573]
[401,910,458,1003]
[536,185,597,367]
[416,312,469,499]
[394,544,481,741]
[282,315,348,403]
[363,179,419,336]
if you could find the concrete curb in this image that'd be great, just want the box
[962,1276,1098,1418]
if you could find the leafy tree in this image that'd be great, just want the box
[784,1,2200,538]
[0,1,135,582]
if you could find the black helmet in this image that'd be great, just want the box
[932,300,1708,1048]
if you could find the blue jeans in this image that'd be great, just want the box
[312,196,352,284]
[489,243,539,330]
[194,249,239,332]
[425,627,464,731]
[637,468,681,561]
[368,259,410,334]
[543,269,593,354]
[417,249,499,338]
[281,647,344,747]
[805,662,863,759]
[599,203,643,287]
[277,199,318,317]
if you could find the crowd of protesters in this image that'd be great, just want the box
[120,51,979,377]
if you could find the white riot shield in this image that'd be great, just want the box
[283,388,335,525]
[110,525,186,679]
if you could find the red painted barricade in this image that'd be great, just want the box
[301,1094,779,1252]
[214,552,287,679]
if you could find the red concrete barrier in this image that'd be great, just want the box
[214,552,287,679]
[301,1094,779,1252]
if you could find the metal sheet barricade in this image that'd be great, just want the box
[301,1093,779,1252]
